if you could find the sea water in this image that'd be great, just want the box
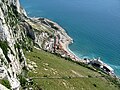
[20,0,120,76]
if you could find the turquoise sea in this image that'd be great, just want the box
[20,0,120,76]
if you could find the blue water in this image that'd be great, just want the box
[20,0,120,76]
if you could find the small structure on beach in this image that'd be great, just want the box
[91,57,114,75]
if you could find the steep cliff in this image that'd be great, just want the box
[0,0,72,89]
[0,0,28,89]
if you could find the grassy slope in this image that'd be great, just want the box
[25,49,119,90]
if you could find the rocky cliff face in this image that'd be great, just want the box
[0,0,72,89]
[0,0,27,89]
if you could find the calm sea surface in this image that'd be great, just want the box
[20,0,120,76]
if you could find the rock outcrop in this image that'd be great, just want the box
[0,0,27,89]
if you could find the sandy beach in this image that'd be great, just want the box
[59,35,82,62]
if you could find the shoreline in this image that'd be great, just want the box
[63,39,117,76]
[46,18,116,76]
[28,17,116,77]
[65,41,82,61]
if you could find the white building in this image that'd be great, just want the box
[91,58,114,74]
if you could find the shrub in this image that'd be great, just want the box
[0,40,11,62]
[1,79,11,89]
[88,75,92,78]
[43,75,48,78]
[0,40,8,57]
[93,84,97,87]
[18,75,27,87]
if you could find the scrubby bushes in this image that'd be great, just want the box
[0,40,8,56]
[105,76,120,88]
[18,75,27,87]
[0,40,11,62]
[0,79,11,89]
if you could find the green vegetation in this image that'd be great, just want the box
[0,40,8,57]
[3,4,20,31]
[0,40,11,62]
[18,75,27,87]
[26,19,54,35]
[24,48,120,90]
[0,79,11,89]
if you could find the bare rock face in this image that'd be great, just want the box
[0,0,27,89]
